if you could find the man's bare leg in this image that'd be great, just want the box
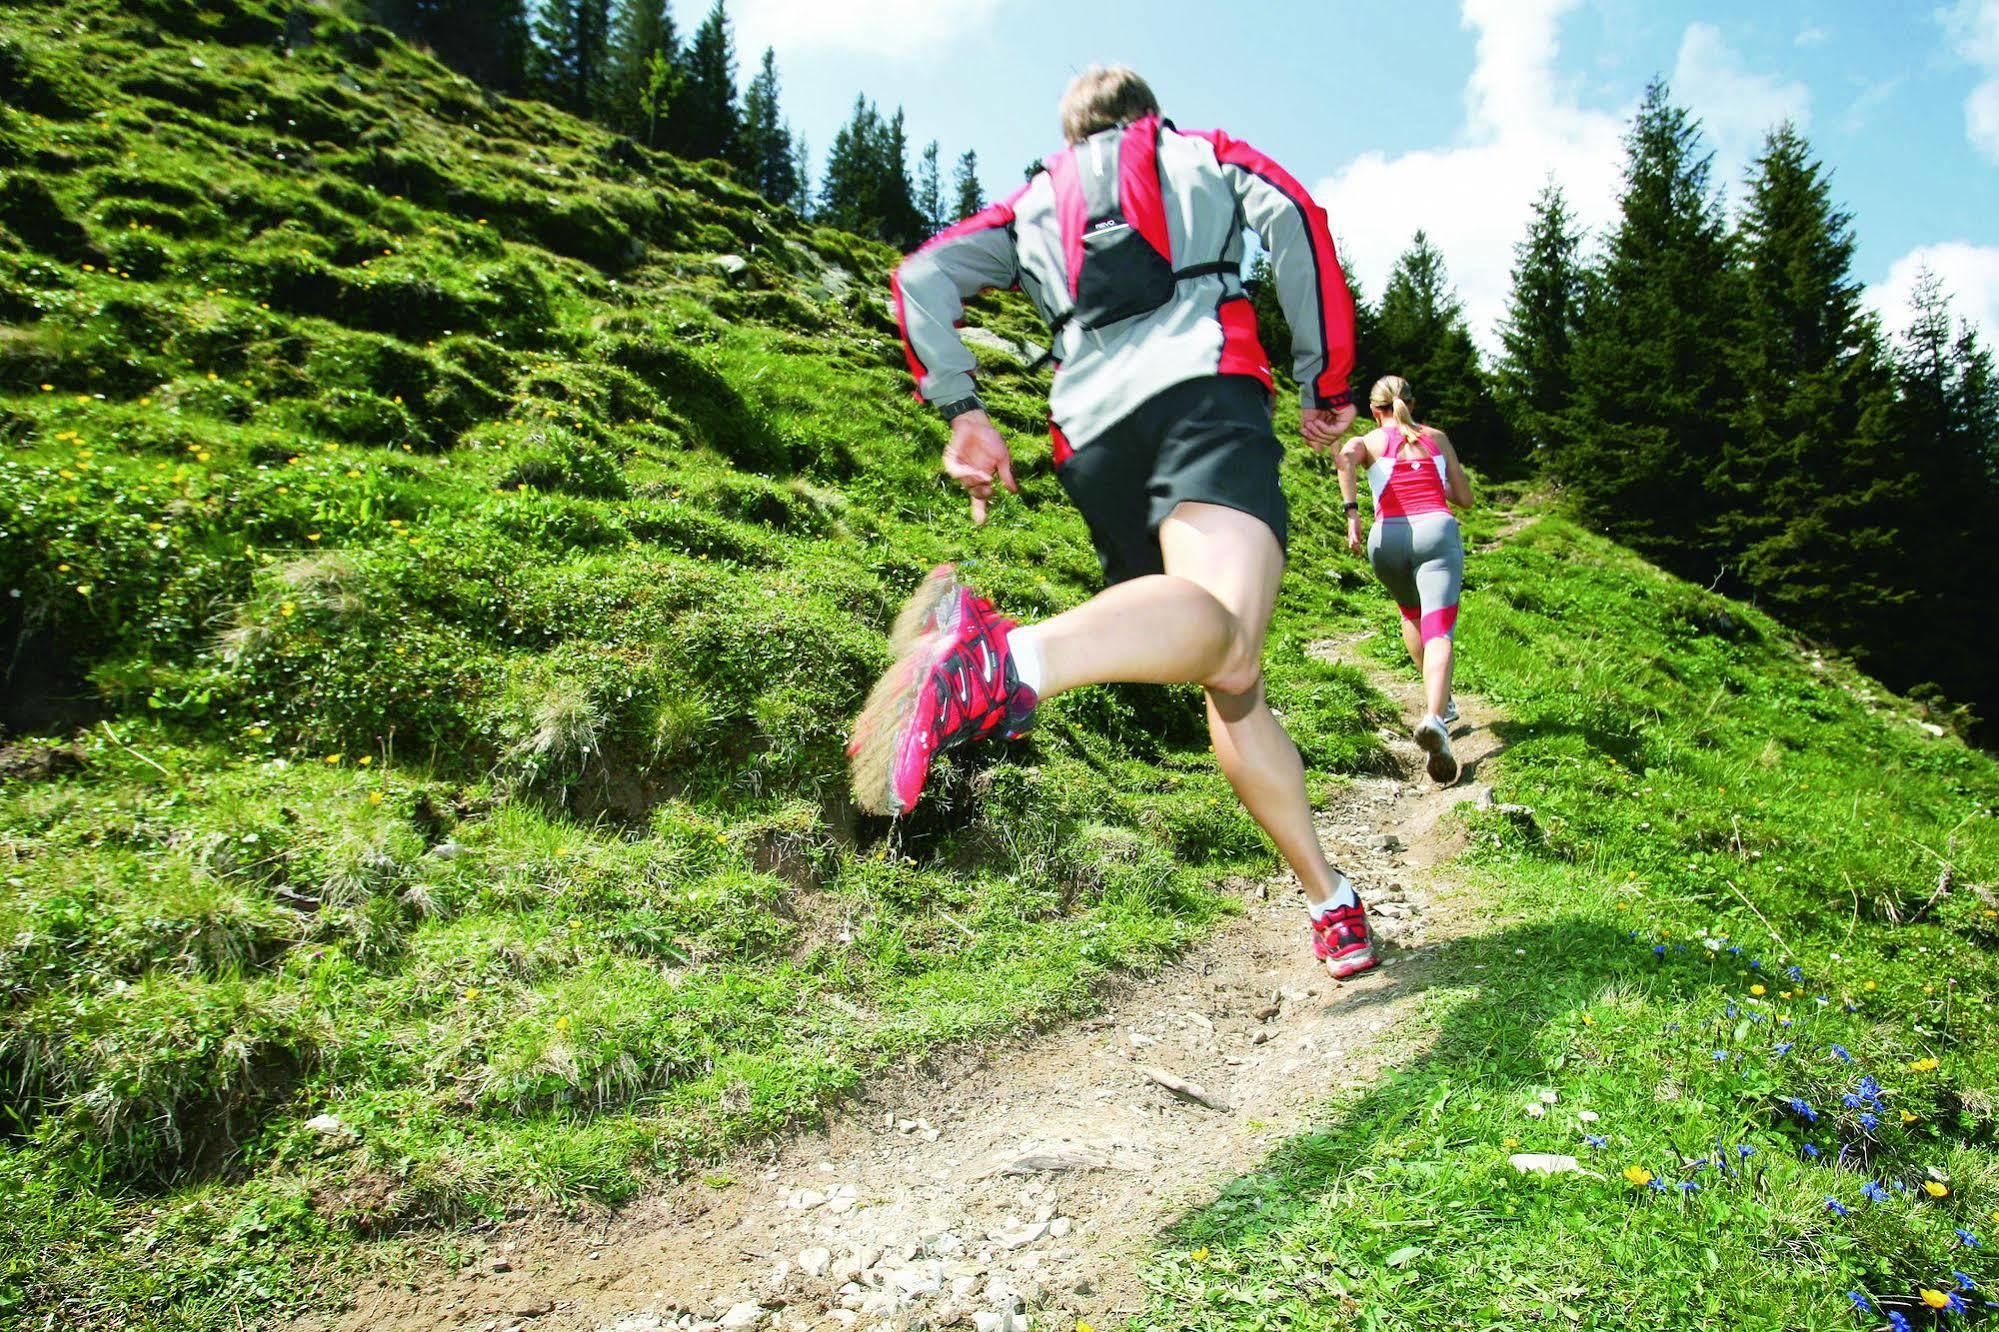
[1012,503,1352,908]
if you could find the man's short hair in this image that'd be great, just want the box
[1059,65,1160,145]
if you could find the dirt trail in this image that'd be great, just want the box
[316,636,1510,1332]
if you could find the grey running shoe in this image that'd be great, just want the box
[1414,714,1461,785]
[1441,698,1460,726]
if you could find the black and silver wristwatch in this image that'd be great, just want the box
[936,394,986,422]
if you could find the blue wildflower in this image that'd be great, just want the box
[1789,1098,1819,1123]
[1957,1228,1982,1248]
[1830,1044,1853,1063]
[1737,1145,1754,1158]
[1647,1177,1667,1192]
[1846,1291,1872,1314]
[1861,1181,1891,1203]
[1726,1004,1740,1019]
[1749,958,1761,969]
[1826,1196,1850,1216]
[1779,1017,1794,1028]
[1802,1143,1821,1159]
[1859,1076,1883,1099]
[1787,965,1804,982]
[1859,1112,1880,1133]
[1653,944,1666,957]
[1889,1312,1913,1332]
[1774,1041,1793,1055]
[1957,1272,1978,1292]
[1584,1134,1607,1148]
[1664,1022,1681,1033]
[1945,1292,1969,1315]
[1712,1049,1728,1062]
[1679,1181,1699,1193]
[1729,945,1743,955]
[1843,1093,1866,1109]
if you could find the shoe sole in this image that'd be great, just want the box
[848,637,937,817]
[1414,721,1460,786]
[1326,947,1379,980]
[889,565,961,655]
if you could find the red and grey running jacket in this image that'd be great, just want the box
[891,114,1357,458]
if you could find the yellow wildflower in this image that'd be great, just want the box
[1503,1136,1519,1149]
[366,791,383,806]
[1911,1057,1940,1073]
[1623,1166,1654,1187]
[1901,1110,1919,1125]
[1923,1181,1949,1199]
[1750,984,1766,997]
[324,753,342,765]
[1864,980,1877,992]
[1189,1248,1209,1262]
[554,1016,571,1033]
[1922,1290,1952,1310]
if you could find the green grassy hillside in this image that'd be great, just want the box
[3,4,1997,1331]
[0,1,1390,1323]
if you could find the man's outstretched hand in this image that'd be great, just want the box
[941,410,1019,525]
[1301,404,1357,452]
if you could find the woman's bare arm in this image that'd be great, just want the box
[1432,428,1474,510]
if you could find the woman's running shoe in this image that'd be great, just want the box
[1311,900,1379,979]
[1441,698,1460,726]
[1414,713,1460,785]
[848,568,1038,816]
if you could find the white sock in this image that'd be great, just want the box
[1009,626,1046,695]
[1309,873,1360,916]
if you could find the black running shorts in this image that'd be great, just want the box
[1054,374,1288,585]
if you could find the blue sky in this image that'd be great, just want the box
[729,0,1999,349]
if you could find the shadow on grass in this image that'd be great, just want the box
[1153,914,1657,1254]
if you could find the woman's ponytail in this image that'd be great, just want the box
[1368,375,1423,446]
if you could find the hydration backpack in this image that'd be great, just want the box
[1041,116,1234,345]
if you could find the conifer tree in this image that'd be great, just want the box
[1886,272,1999,725]
[952,149,983,219]
[606,0,677,145]
[739,47,798,205]
[1374,232,1508,467]
[917,140,944,238]
[532,0,613,117]
[792,135,813,219]
[818,96,883,236]
[676,0,738,162]
[1555,81,1736,559]
[877,109,925,249]
[1719,122,1903,642]
[1496,181,1583,455]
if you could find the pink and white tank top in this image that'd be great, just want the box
[1366,427,1451,519]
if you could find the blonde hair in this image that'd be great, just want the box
[1059,65,1160,145]
[1369,375,1424,447]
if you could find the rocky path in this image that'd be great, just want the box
[318,633,1511,1332]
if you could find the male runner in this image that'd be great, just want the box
[848,66,1377,978]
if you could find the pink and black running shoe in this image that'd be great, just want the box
[1311,900,1379,980]
[848,566,1038,817]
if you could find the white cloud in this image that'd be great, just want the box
[1311,6,1817,352]
[731,0,1006,63]
[1944,0,1999,162]
[1671,22,1811,183]
[1865,242,1999,350]
[1311,0,1628,350]
[1795,24,1829,48]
